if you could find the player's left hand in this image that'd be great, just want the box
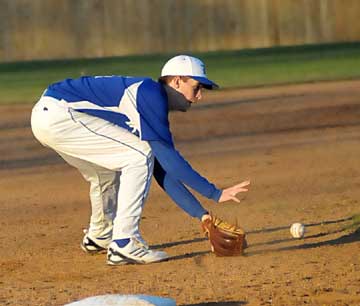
[218,180,250,203]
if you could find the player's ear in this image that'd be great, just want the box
[172,76,181,89]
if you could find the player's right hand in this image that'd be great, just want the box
[218,180,250,203]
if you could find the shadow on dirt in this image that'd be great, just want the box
[152,237,206,250]
[158,216,358,261]
[247,227,360,256]
[166,250,210,262]
[0,155,62,170]
[247,216,353,234]
[248,216,355,248]
[153,216,353,250]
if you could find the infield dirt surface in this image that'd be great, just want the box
[1,80,360,306]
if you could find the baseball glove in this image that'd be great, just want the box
[202,214,247,256]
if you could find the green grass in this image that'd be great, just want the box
[1,42,360,104]
[340,213,360,232]
[348,214,360,231]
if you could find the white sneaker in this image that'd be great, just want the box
[81,230,111,254]
[107,238,169,265]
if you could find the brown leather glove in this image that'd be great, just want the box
[202,214,247,256]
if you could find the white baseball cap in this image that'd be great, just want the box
[160,55,219,89]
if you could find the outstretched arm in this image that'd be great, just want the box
[153,158,208,219]
[149,140,250,206]
[149,140,222,201]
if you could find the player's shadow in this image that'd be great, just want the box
[151,237,207,250]
[165,250,210,261]
[248,226,347,248]
[247,216,353,235]
[152,216,358,261]
[247,228,360,256]
[152,216,353,250]
[247,224,360,256]
[152,238,210,262]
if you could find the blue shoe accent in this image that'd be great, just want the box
[114,238,131,248]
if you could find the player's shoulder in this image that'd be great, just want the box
[139,78,162,89]
[138,78,166,99]
[136,78,168,113]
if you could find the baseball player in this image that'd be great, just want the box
[31,55,250,265]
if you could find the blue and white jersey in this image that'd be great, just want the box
[44,75,222,219]
[45,76,173,146]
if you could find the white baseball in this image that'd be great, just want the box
[290,223,305,238]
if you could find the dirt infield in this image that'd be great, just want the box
[1,80,360,306]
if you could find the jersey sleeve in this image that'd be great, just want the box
[136,79,174,146]
[149,140,222,201]
[153,158,208,219]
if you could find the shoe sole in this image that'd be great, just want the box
[106,259,129,266]
[80,242,107,254]
[107,247,168,265]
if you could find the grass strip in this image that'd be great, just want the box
[1,42,360,104]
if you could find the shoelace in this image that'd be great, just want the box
[133,237,149,250]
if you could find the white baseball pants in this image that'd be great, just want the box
[31,96,154,244]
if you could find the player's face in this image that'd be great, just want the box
[177,77,203,103]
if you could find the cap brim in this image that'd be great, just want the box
[191,76,219,90]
